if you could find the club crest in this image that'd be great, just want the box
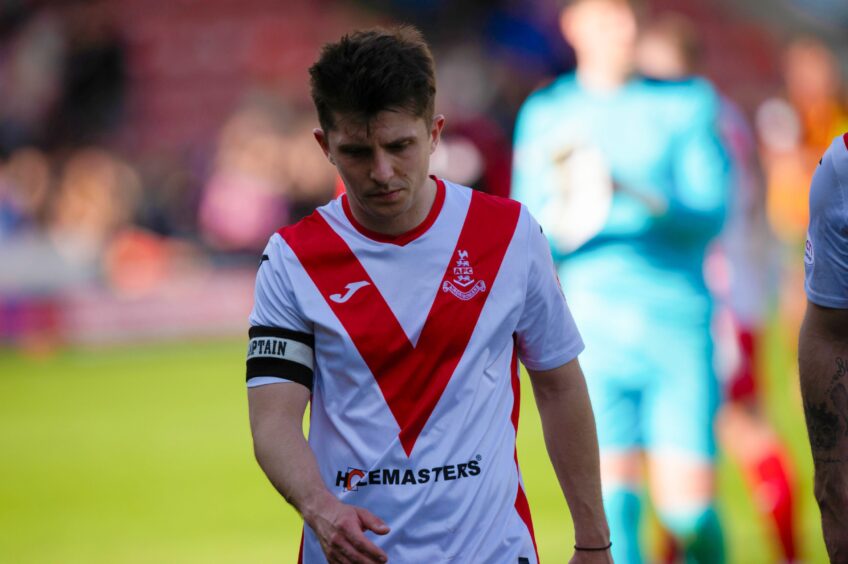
[442,249,486,301]
[805,235,814,265]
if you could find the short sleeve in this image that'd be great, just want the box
[246,234,315,389]
[514,210,585,371]
[805,135,848,309]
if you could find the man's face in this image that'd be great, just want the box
[636,33,687,80]
[315,109,444,232]
[562,0,637,70]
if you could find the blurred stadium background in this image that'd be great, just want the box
[0,0,846,561]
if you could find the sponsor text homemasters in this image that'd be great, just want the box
[337,458,481,491]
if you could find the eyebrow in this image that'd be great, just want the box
[337,136,417,152]
[385,136,416,146]
[337,142,369,152]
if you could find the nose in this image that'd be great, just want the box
[369,150,393,185]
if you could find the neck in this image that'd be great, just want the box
[576,62,630,92]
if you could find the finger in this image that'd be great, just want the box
[327,539,358,564]
[355,506,390,535]
[343,525,388,563]
[338,542,378,564]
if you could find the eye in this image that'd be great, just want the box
[388,141,413,152]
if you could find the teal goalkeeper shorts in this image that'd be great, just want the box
[572,293,721,460]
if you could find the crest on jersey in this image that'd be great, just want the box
[442,249,487,301]
[805,235,814,265]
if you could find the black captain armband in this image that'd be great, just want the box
[246,326,315,390]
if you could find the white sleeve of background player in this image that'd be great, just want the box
[515,210,585,371]
[246,234,315,389]
[805,134,848,309]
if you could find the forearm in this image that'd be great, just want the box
[252,416,335,520]
[798,303,848,560]
[530,362,609,547]
[248,386,335,523]
[248,385,390,562]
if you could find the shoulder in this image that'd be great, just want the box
[518,73,579,115]
[637,74,716,96]
[826,132,848,184]
[811,133,848,221]
[443,178,521,210]
[638,74,721,121]
[441,178,526,233]
[277,196,342,242]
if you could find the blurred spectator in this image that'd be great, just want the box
[48,148,141,269]
[134,151,200,240]
[783,37,848,155]
[430,42,512,197]
[199,98,335,254]
[0,8,64,154]
[759,36,848,247]
[199,103,291,253]
[282,117,338,223]
[46,0,127,148]
[0,148,52,238]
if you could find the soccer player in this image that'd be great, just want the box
[246,26,611,563]
[799,132,848,561]
[512,1,730,562]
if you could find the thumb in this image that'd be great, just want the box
[355,506,390,535]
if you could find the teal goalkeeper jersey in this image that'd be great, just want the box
[512,73,731,323]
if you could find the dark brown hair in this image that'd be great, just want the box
[642,13,703,73]
[309,26,437,132]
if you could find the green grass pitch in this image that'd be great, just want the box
[0,325,829,562]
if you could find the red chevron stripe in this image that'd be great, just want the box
[281,190,520,455]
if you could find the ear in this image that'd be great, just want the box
[429,114,446,154]
[313,128,334,164]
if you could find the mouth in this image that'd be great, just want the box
[368,188,403,202]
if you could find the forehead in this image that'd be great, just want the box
[572,0,633,19]
[327,110,428,145]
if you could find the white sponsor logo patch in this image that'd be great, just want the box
[247,337,314,369]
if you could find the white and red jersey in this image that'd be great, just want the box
[247,178,584,563]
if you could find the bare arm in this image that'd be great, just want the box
[799,301,848,561]
[248,383,389,563]
[528,359,611,563]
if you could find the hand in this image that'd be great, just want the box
[613,182,668,217]
[569,549,613,563]
[304,493,390,563]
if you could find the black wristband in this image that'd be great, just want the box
[574,542,612,551]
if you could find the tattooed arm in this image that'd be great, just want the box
[799,301,848,561]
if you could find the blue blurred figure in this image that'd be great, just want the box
[512,0,730,562]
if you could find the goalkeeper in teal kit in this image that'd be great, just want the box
[512,0,730,562]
